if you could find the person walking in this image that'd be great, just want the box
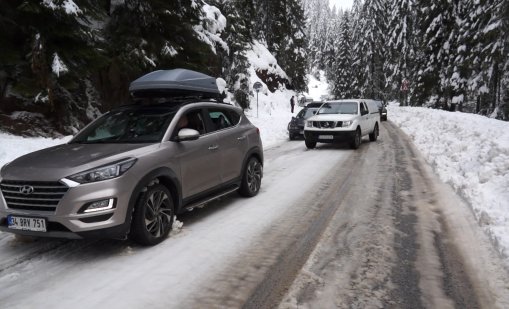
[290,96,296,113]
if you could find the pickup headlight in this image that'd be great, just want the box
[66,158,137,184]
[341,121,353,127]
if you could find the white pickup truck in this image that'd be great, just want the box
[303,99,380,149]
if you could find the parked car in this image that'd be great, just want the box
[0,69,264,246]
[287,102,323,140]
[375,100,387,121]
[304,99,380,149]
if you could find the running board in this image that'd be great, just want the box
[184,185,239,211]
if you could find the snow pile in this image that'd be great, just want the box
[0,133,71,166]
[303,71,330,101]
[245,41,289,80]
[241,41,300,147]
[388,105,509,258]
[51,53,69,77]
[194,4,228,54]
[43,0,82,15]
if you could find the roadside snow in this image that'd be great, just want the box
[388,105,509,262]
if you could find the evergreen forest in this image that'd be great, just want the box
[0,0,507,136]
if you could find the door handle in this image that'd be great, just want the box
[237,136,247,141]
[208,145,219,150]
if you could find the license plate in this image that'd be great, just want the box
[7,215,47,232]
[299,130,304,134]
[319,135,334,139]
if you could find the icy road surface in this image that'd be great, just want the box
[0,122,508,308]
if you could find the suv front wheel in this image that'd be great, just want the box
[239,157,262,197]
[130,184,175,246]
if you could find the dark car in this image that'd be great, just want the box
[287,102,322,140]
[375,100,387,121]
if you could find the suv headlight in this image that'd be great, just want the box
[66,158,137,184]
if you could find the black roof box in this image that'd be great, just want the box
[129,69,220,99]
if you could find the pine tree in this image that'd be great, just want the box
[356,0,388,100]
[413,0,456,108]
[281,0,309,92]
[252,0,309,92]
[106,0,219,76]
[330,12,353,98]
[385,0,416,105]
[349,0,364,98]
[211,0,254,108]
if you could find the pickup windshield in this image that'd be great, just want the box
[318,102,358,115]
[71,107,177,144]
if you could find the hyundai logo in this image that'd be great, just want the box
[19,185,35,195]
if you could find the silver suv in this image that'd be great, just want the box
[0,69,263,245]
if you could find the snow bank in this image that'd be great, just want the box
[0,133,71,167]
[388,106,509,261]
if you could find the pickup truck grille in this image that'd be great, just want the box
[310,121,342,128]
[0,180,69,213]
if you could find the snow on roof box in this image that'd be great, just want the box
[129,69,220,98]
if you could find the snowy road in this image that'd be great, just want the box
[1,123,508,308]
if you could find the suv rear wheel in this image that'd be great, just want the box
[130,184,174,246]
[239,157,262,197]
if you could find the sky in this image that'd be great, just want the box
[329,0,354,10]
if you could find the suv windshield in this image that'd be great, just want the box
[318,102,358,115]
[71,107,177,144]
[297,108,319,119]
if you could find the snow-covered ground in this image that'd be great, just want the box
[1,94,508,269]
[387,104,509,262]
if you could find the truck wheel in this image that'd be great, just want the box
[369,123,379,141]
[350,128,361,149]
[305,139,316,149]
[130,184,174,246]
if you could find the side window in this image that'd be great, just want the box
[208,109,234,132]
[175,109,206,135]
[360,103,367,115]
[226,110,241,125]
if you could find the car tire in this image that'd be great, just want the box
[305,139,316,149]
[239,157,262,197]
[350,128,361,149]
[130,184,174,246]
[369,123,379,142]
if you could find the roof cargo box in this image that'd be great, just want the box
[129,69,220,99]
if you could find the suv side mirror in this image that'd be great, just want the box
[176,128,200,142]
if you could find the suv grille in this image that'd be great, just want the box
[311,121,342,128]
[0,180,69,213]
